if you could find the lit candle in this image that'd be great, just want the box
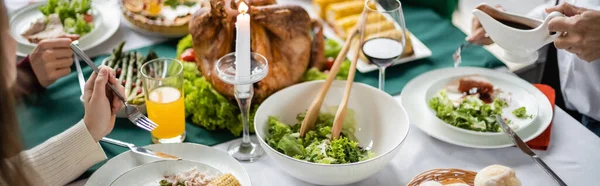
[235,2,251,79]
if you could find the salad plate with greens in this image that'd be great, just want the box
[403,67,553,149]
[426,74,539,135]
[10,0,119,56]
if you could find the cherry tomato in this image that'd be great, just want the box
[324,57,335,70]
[137,89,142,95]
[122,80,126,85]
[116,68,122,76]
[180,48,196,62]
[83,14,94,23]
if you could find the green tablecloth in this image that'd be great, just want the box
[17,6,503,177]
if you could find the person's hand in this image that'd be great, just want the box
[29,38,73,87]
[83,66,125,142]
[547,3,600,62]
[466,5,504,45]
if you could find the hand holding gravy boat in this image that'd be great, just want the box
[472,3,565,64]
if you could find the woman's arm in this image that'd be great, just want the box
[19,120,106,185]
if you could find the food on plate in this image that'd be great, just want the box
[189,0,326,102]
[104,41,159,105]
[325,1,366,23]
[474,165,521,186]
[177,35,349,135]
[512,107,531,119]
[447,75,496,104]
[315,0,414,62]
[121,0,203,35]
[333,13,383,36]
[209,173,241,186]
[265,109,375,164]
[429,89,509,132]
[158,167,240,186]
[312,0,347,18]
[22,0,93,43]
[159,166,215,186]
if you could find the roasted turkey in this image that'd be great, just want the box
[189,0,325,102]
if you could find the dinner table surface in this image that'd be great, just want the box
[7,0,600,186]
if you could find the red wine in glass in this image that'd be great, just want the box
[362,37,404,67]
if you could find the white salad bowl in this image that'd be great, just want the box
[254,80,410,185]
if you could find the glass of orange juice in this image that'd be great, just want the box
[140,58,185,144]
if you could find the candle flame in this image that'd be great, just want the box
[238,2,248,14]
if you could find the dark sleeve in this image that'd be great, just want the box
[401,0,458,20]
[13,56,45,97]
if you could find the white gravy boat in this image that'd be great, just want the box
[472,3,565,64]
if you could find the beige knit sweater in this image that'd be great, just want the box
[20,120,107,186]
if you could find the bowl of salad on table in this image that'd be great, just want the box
[254,80,410,185]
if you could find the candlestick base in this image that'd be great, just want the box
[216,52,269,163]
[227,139,264,162]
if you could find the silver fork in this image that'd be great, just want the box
[453,42,477,68]
[70,41,158,132]
[100,137,181,160]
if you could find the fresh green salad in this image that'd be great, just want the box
[182,62,258,136]
[266,110,374,164]
[39,0,94,35]
[428,90,509,132]
[177,35,351,136]
[512,107,532,119]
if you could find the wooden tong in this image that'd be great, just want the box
[299,13,366,139]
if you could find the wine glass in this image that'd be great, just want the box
[361,0,407,91]
[215,52,268,162]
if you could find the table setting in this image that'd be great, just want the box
[9,0,600,185]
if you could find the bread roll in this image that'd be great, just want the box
[474,165,522,186]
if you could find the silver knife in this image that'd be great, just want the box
[100,137,181,160]
[495,115,567,186]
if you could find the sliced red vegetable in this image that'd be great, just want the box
[180,48,196,62]
[324,57,334,70]
[83,14,94,23]
[122,80,126,85]
[116,68,122,76]
[137,89,142,95]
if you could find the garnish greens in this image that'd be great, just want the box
[512,107,532,119]
[182,62,257,136]
[428,90,509,132]
[40,0,94,35]
[159,180,184,186]
[266,110,374,164]
[164,0,196,8]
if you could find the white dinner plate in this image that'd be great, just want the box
[9,2,120,57]
[86,143,251,186]
[400,67,553,149]
[110,160,222,186]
